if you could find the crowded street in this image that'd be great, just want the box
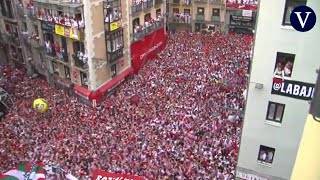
[0,31,252,179]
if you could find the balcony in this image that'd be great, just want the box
[196,14,205,21]
[194,0,207,3]
[27,8,38,21]
[211,16,220,22]
[73,52,88,70]
[182,0,192,5]
[168,14,192,29]
[209,0,223,4]
[34,0,83,14]
[131,21,164,41]
[3,33,20,46]
[16,4,26,18]
[154,0,163,6]
[131,3,143,14]
[107,47,123,64]
[143,0,153,10]
[170,0,180,4]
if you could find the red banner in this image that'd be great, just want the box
[93,169,144,180]
[226,0,258,10]
[130,27,168,74]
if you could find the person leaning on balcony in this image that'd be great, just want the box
[45,40,52,53]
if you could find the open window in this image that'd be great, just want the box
[257,145,275,166]
[273,52,295,80]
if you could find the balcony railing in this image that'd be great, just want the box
[196,14,205,21]
[168,14,192,24]
[131,3,143,14]
[27,8,38,21]
[73,53,88,69]
[194,0,207,3]
[182,0,192,5]
[107,47,124,64]
[46,48,57,58]
[211,16,220,22]
[209,0,223,3]
[154,0,164,5]
[131,21,164,41]
[143,1,153,10]
[170,0,180,4]
[16,5,26,18]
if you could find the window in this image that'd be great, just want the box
[282,0,307,26]
[111,64,117,77]
[106,30,123,52]
[34,25,39,34]
[73,41,85,53]
[64,66,71,80]
[132,18,140,32]
[184,9,190,15]
[80,72,88,87]
[212,8,220,16]
[197,7,204,15]
[144,13,151,23]
[173,8,179,14]
[52,61,59,75]
[266,101,285,125]
[257,145,275,166]
[156,9,161,16]
[5,0,14,18]
[22,22,27,31]
[61,37,68,61]
[273,52,295,80]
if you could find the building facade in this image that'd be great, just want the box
[0,0,167,103]
[0,0,32,72]
[237,0,320,179]
[167,0,226,32]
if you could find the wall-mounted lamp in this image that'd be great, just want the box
[255,83,263,89]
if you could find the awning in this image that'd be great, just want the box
[74,85,91,99]
[98,67,134,94]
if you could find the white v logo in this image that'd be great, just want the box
[294,12,312,28]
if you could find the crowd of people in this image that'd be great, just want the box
[171,12,192,24]
[0,31,252,179]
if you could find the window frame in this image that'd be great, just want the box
[266,101,285,125]
[172,8,179,14]
[212,8,220,17]
[197,7,205,15]
[64,66,71,80]
[257,145,276,166]
[282,0,307,26]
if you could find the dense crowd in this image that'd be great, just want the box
[0,31,252,179]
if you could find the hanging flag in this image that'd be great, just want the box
[25,163,46,180]
[0,163,31,180]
